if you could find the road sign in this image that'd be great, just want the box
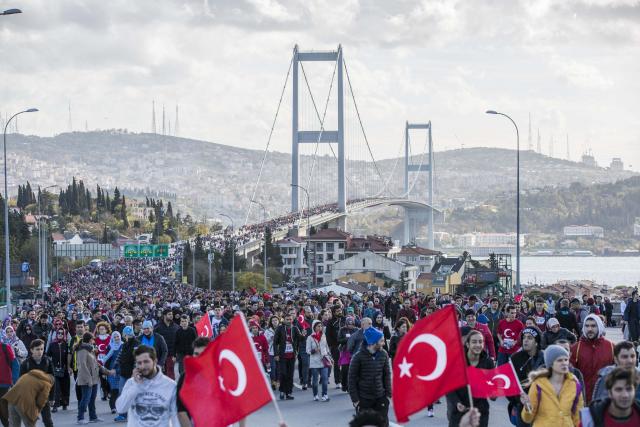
[123,244,170,259]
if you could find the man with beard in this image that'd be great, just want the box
[570,314,614,405]
[154,309,179,380]
[580,368,640,426]
[116,345,178,427]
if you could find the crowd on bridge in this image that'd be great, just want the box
[199,198,372,253]
[0,256,639,427]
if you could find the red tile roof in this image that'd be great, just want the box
[307,229,350,240]
[398,246,441,256]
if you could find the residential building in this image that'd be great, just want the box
[395,245,441,273]
[276,236,308,279]
[429,254,469,295]
[306,228,350,284]
[563,225,604,238]
[330,251,418,292]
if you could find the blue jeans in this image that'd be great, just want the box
[298,352,310,387]
[78,384,97,421]
[269,357,278,383]
[311,367,328,397]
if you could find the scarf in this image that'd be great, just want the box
[1,329,17,345]
[312,330,323,343]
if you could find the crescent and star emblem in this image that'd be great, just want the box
[486,374,511,389]
[218,349,247,397]
[200,325,210,337]
[397,333,446,381]
[503,328,513,338]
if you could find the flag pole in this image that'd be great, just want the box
[237,312,286,426]
[466,384,474,410]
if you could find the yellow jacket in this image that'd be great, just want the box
[521,373,583,427]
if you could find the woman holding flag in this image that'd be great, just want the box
[446,329,494,427]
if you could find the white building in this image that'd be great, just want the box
[277,236,308,279]
[307,229,350,284]
[563,225,604,238]
[330,251,419,292]
[395,245,441,273]
[455,233,525,247]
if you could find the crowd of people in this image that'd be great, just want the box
[0,255,639,427]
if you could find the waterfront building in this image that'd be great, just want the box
[563,225,604,238]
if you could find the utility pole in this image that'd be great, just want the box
[192,241,195,287]
[208,251,214,291]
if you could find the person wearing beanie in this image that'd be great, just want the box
[508,326,545,427]
[139,319,168,375]
[570,313,614,404]
[521,344,583,426]
[349,318,391,427]
[541,317,576,349]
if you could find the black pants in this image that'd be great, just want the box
[628,319,640,342]
[73,371,82,403]
[109,388,120,411]
[40,403,54,427]
[54,373,71,407]
[330,346,341,385]
[100,375,110,399]
[358,396,389,427]
[0,387,8,427]
[279,357,295,395]
[340,364,349,392]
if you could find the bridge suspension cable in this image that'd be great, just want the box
[243,54,294,226]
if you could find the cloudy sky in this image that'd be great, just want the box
[1,0,638,170]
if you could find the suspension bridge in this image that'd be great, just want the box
[231,45,441,258]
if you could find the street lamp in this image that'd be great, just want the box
[3,108,38,313]
[1,9,22,15]
[251,200,268,291]
[290,184,312,289]
[37,184,59,300]
[218,213,235,292]
[486,109,521,295]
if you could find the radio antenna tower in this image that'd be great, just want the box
[536,128,542,153]
[549,135,554,157]
[151,101,156,134]
[68,102,72,132]
[528,113,532,151]
[162,104,166,135]
[174,105,179,137]
[566,134,570,160]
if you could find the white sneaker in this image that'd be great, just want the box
[313,395,319,401]
[321,395,330,402]
[427,408,434,417]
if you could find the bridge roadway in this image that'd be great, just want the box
[40,327,625,427]
[237,197,440,257]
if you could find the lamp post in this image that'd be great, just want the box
[218,213,235,292]
[251,200,268,290]
[208,251,214,292]
[486,110,521,295]
[37,184,59,300]
[3,108,38,313]
[290,184,312,289]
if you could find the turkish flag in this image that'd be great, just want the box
[180,313,273,427]
[467,362,522,398]
[392,305,468,423]
[195,314,213,338]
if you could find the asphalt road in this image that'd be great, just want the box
[40,327,624,427]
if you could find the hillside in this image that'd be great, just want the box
[7,131,635,222]
[446,176,640,239]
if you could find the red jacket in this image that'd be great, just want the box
[252,334,270,368]
[570,336,614,404]
[472,323,496,359]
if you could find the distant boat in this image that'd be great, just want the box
[568,250,595,257]
[531,250,554,256]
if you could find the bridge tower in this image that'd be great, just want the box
[291,45,346,214]
[404,121,434,249]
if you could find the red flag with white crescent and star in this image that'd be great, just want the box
[180,314,273,427]
[392,305,468,423]
[195,314,213,338]
[467,361,522,399]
